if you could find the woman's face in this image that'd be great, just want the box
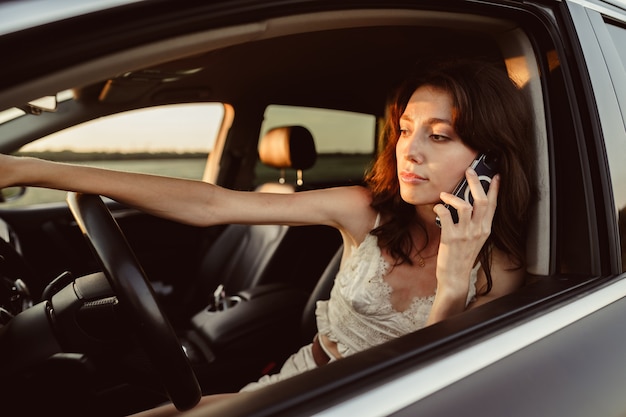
[396,85,477,206]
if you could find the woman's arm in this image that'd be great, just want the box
[2,155,230,226]
[0,155,375,233]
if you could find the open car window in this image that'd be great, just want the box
[8,103,224,207]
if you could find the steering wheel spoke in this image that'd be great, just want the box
[66,192,201,411]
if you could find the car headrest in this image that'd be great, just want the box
[258,125,317,170]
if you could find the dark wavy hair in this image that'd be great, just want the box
[365,58,536,294]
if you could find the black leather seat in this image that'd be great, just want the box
[299,245,343,344]
[181,126,342,319]
[188,243,344,393]
[183,127,343,392]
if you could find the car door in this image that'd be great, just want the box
[312,1,626,416]
[221,1,626,415]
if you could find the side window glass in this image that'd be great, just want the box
[603,19,626,271]
[256,105,376,189]
[606,21,626,69]
[10,103,224,207]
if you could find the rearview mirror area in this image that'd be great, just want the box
[25,96,57,114]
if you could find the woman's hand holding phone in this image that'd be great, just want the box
[429,163,500,322]
[435,153,498,226]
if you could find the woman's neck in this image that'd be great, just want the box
[409,204,441,255]
[414,204,440,236]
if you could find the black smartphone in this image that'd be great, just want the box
[436,152,499,227]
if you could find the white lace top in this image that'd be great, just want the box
[315,217,478,358]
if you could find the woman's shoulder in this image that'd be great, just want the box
[292,185,374,237]
[306,184,373,210]
[337,184,373,202]
[318,185,379,245]
[323,184,371,197]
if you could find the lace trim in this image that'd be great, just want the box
[370,271,437,315]
[361,233,436,316]
[316,217,478,357]
[317,233,436,355]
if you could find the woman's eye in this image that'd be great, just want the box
[431,134,449,142]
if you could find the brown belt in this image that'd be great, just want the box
[312,334,331,367]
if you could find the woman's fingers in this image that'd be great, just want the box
[432,170,500,307]
[465,167,499,225]
[435,168,500,231]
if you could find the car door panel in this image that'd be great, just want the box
[392,276,626,417]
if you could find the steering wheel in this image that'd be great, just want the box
[66,192,201,411]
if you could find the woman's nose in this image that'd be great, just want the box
[404,133,424,164]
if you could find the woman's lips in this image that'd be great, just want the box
[399,171,427,184]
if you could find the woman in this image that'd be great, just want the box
[0,58,535,412]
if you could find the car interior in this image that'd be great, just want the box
[0,6,586,416]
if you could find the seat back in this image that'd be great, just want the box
[184,126,329,316]
[300,245,342,344]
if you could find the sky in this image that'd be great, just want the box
[21,102,376,154]
[21,104,223,153]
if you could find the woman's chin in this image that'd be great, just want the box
[400,193,437,207]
